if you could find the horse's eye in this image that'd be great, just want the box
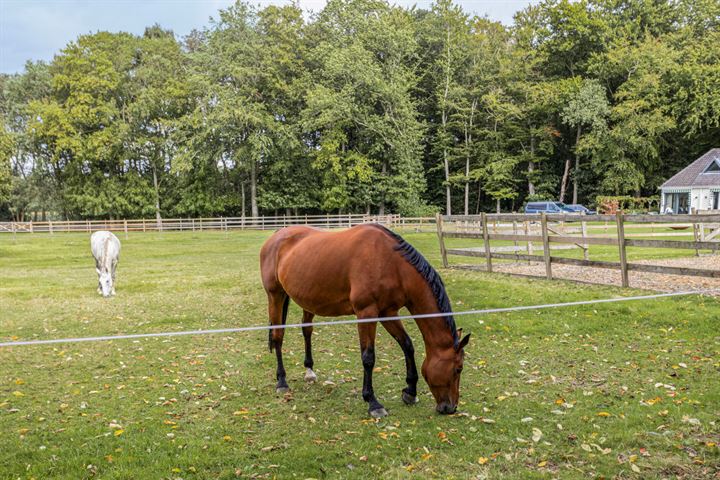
[455,367,463,374]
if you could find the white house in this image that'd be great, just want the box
[660,148,720,214]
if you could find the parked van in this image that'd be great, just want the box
[524,201,574,214]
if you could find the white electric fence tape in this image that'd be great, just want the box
[1,289,717,348]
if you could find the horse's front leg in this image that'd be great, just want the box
[381,319,419,405]
[111,261,117,295]
[357,313,387,418]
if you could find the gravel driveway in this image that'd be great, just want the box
[462,255,720,294]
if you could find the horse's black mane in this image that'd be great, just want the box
[368,224,458,346]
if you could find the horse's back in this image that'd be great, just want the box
[260,224,406,315]
[91,230,121,261]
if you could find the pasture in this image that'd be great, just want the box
[1,231,719,479]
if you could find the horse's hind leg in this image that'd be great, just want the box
[356,309,387,418]
[302,310,317,383]
[267,292,290,394]
[381,319,419,405]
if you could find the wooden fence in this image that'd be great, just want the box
[436,212,720,288]
[0,214,437,235]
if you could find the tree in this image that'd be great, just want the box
[0,115,11,206]
[560,78,609,203]
[128,25,192,225]
[304,0,427,215]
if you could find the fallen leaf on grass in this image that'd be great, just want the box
[478,457,489,465]
[532,428,543,443]
[114,429,124,437]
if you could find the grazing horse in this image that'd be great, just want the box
[90,231,121,297]
[260,224,470,417]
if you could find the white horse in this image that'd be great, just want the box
[91,231,121,297]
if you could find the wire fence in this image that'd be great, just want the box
[1,289,714,348]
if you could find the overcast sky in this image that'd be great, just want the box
[0,0,534,74]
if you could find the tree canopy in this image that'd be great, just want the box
[1,0,718,220]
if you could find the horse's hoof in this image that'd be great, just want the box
[304,369,317,383]
[402,391,418,405]
[276,386,290,394]
[369,408,388,419]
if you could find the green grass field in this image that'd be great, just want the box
[1,231,719,479]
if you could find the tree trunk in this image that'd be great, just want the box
[444,148,451,215]
[250,159,258,217]
[476,182,482,214]
[379,160,387,215]
[442,24,452,216]
[241,182,246,217]
[528,125,536,196]
[152,163,162,230]
[559,158,571,202]
[496,198,501,214]
[572,125,582,205]
[464,156,470,216]
[463,99,476,216]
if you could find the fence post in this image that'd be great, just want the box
[481,212,493,272]
[692,208,700,256]
[29,221,34,234]
[581,220,589,261]
[512,220,519,260]
[49,221,53,235]
[616,211,629,288]
[525,220,532,264]
[540,213,552,280]
[124,219,128,239]
[435,213,448,268]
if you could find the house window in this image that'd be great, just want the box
[664,192,690,214]
[714,192,720,210]
[703,161,720,173]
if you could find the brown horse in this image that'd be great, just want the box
[260,223,470,417]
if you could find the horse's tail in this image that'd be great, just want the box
[269,295,290,352]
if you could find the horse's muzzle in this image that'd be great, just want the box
[436,402,456,414]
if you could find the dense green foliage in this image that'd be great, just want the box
[1,0,719,220]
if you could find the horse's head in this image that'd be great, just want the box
[422,330,471,414]
[97,269,113,297]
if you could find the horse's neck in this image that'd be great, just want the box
[408,288,456,351]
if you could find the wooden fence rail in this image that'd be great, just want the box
[437,212,720,288]
[0,214,439,235]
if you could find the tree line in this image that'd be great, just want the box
[1,0,718,221]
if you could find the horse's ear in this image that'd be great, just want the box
[457,333,471,350]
